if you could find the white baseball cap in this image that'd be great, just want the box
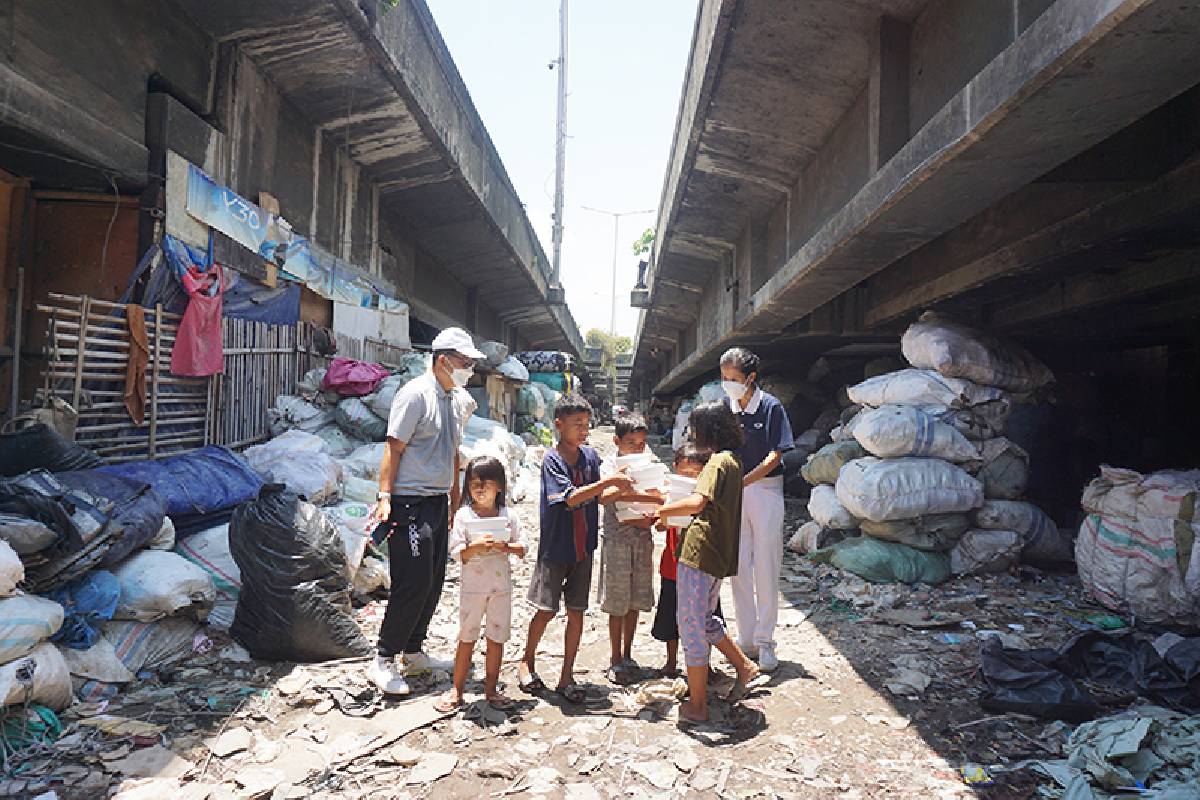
[431,327,486,361]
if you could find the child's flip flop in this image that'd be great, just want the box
[433,693,463,714]
[555,684,586,705]
[518,665,546,693]
[487,694,516,710]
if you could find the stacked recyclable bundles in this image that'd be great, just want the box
[801,313,1061,581]
[1075,466,1200,626]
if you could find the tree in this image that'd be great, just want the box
[631,228,655,257]
[586,328,631,378]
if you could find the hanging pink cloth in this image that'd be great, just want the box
[171,264,226,377]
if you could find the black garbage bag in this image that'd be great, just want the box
[0,474,83,556]
[54,470,166,566]
[979,637,1101,722]
[0,424,102,477]
[1059,631,1200,713]
[229,484,371,661]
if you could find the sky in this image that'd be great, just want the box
[425,0,698,340]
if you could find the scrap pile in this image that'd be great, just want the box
[0,431,271,721]
[794,313,1072,583]
[513,350,577,445]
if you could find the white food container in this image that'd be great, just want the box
[615,501,657,522]
[616,453,654,470]
[462,515,510,543]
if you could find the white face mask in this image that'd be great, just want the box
[722,380,749,401]
[450,367,474,388]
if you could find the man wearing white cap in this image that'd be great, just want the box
[369,327,485,695]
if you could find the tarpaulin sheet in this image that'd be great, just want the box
[97,446,262,521]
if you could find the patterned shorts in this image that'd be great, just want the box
[597,533,655,616]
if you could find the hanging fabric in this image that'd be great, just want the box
[124,304,149,424]
[171,264,226,377]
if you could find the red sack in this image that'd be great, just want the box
[171,265,226,377]
[320,357,389,397]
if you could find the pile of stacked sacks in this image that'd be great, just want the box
[0,435,272,708]
[268,353,432,448]
[513,351,578,445]
[795,313,1071,584]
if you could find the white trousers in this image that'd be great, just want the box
[731,476,784,649]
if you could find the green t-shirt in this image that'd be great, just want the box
[677,450,743,578]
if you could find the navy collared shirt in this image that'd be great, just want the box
[538,445,601,563]
[729,388,794,477]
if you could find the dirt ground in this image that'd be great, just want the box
[25,426,1108,799]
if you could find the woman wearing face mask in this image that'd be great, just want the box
[717,347,793,673]
[367,327,484,696]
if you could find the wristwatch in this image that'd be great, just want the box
[376,491,390,501]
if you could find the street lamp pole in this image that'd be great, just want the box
[581,206,654,335]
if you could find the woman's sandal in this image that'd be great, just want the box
[726,671,765,704]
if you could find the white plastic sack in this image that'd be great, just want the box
[323,501,373,576]
[901,312,1054,392]
[836,457,984,523]
[480,341,509,368]
[971,438,1029,500]
[0,539,23,597]
[789,521,844,554]
[173,524,239,631]
[0,595,64,663]
[312,424,362,458]
[146,517,176,551]
[269,395,335,435]
[0,642,72,710]
[58,637,134,683]
[296,368,328,402]
[112,550,216,622]
[341,443,388,481]
[249,450,343,506]
[696,381,724,404]
[497,356,530,382]
[1081,466,1200,522]
[0,513,58,555]
[859,513,970,552]
[672,408,691,452]
[352,555,390,597]
[950,529,1021,575]
[247,428,329,458]
[336,397,388,441]
[808,485,858,530]
[342,475,377,504]
[1076,514,1200,626]
[848,369,1008,410]
[532,383,560,424]
[851,405,979,462]
[102,619,200,674]
[973,500,1070,564]
[369,374,408,419]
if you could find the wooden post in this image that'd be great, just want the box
[72,296,91,412]
[149,303,162,455]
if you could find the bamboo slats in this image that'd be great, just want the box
[37,293,412,461]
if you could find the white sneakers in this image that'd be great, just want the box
[368,655,410,696]
[757,644,779,673]
[739,642,759,661]
[401,651,453,675]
